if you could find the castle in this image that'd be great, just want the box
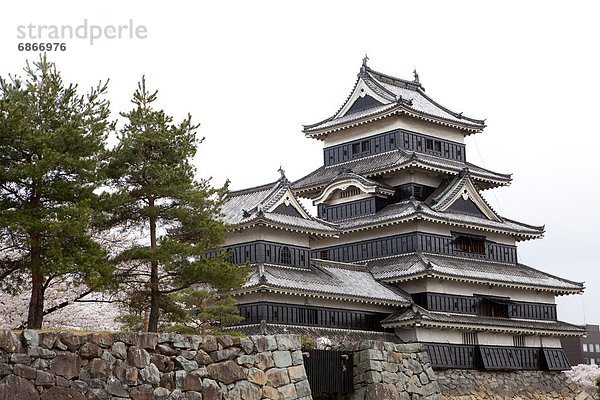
[220,59,584,371]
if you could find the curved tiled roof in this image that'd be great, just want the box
[222,178,338,235]
[236,261,412,306]
[303,63,485,136]
[331,199,543,240]
[381,305,585,336]
[368,252,584,294]
[292,148,511,195]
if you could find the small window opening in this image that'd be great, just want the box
[280,246,292,265]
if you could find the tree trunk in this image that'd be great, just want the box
[27,233,44,329]
[147,204,160,332]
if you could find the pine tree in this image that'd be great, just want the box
[103,77,248,332]
[0,56,113,329]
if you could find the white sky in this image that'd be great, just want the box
[1,1,599,326]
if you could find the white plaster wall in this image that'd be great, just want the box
[226,226,310,247]
[381,171,444,188]
[478,332,514,346]
[415,328,464,344]
[322,114,465,147]
[411,279,556,304]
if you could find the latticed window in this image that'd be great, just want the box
[455,235,486,255]
[513,335,526,347]
[462,332,479,345]
[280,246,292,265]
[340,187,360,198]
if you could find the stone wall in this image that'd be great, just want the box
[347,340,442,400]
[0,328,312,400]
[436,369,595,400]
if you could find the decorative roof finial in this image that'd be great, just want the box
[362,54,369,66]
[413,68,420,84]
[277,165,289,184]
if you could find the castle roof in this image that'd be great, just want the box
[222,174,338,236]
[334,199,543,240]
[303,61,486,138]
[292,148,511,195]
[368,252,584,294]
[233,260,412,307]
[380,304,585,336]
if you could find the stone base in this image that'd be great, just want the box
[436,369,596,400]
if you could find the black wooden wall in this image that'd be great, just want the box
[312,232,518,264]
[225,241,310,268]
[323,128,466,167]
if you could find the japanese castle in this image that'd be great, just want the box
[221,59,584,371]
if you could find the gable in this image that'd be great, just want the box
[271,203,303,218]
[344,94,384,116]
[447,197,487,218]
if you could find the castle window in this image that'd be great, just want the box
[479,297,509,318]
[340,187,360,198]
[352,140,370,155]
[319,250,328,260]
[426,138,442,153]
[280,247,292,265]
[513,335,526,347]
[462,332,479,345]
[583,344,588,352]
[455,235,486,255]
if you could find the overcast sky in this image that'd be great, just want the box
[1,1,599,326]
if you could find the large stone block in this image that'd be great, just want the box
[134,333,158,350]
[254,352,275,370]
[201,336,218,353]
[206,360,245,384]
[50,353,81,379]
[22,330,39,348]
[265,367,290,388]
[111,342,127,359]
[86,359,111,379]
[28,347,56,359]
[252,336,277,352]
[247,367,267,385]
[295,379,311,398]
[88,333,114,349]
[272,351,292,368]
[210,347,239,362]
[35,370,55,386]
[217,335,234,348]
[59,333,86,352]
[0,330,22,353]
[175,356,198,372]
[40,386,86,400]
[151,353,175,372]
[287,365,307,383]
[140,363,160,385]
[230,380,262,400]
[183,373,202,391]
[79,343,103,359]
[291,349,304,366]
[276,383,298,400]
[10,353,32,365]
[0,375,39,400]
[106,378,129,397]
[194,349,213,365]
[365,383,400,400]
[201,378,221,400]
[127,346,150,368]
[14,364,37,380]
[129,385,155,400]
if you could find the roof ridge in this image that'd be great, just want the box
[227,180,278,197]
